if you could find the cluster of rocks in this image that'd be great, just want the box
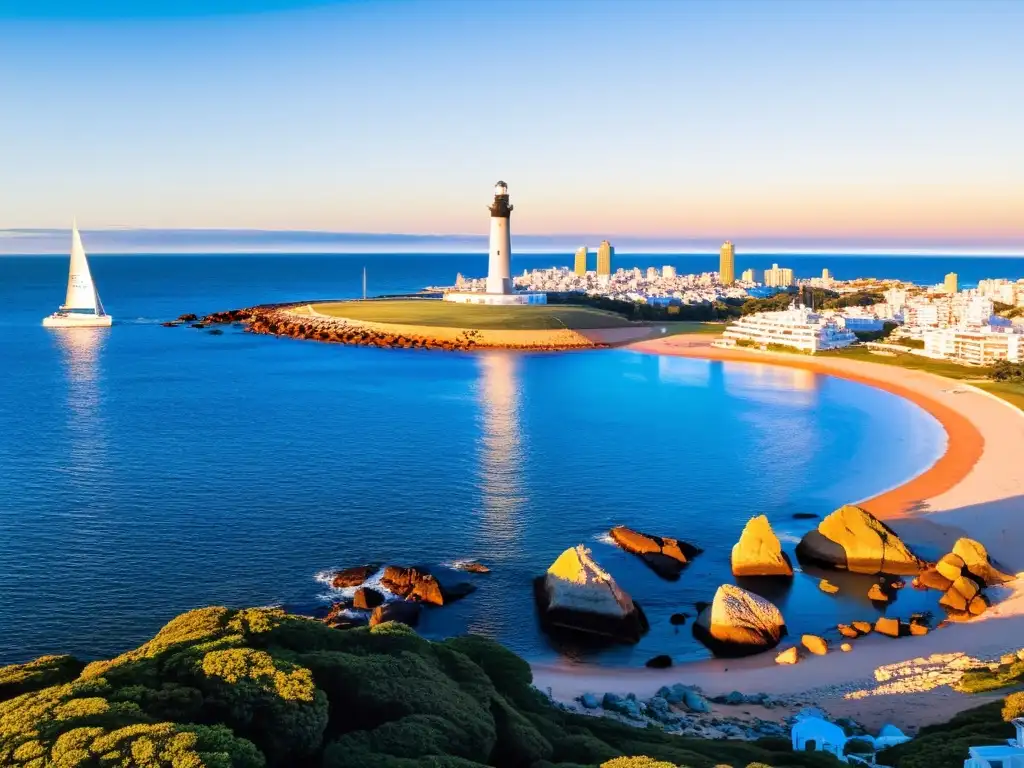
[573,685,833,741]
[321,562,485,631]
[912,537,1013,621]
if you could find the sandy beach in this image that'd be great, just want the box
[534,334,1024,730]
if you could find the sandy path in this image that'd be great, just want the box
[533,335,1024,729]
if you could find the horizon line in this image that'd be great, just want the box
[1,227,1022,258]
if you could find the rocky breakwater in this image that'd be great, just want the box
[795,504,921,575]
[608,525,703,580]
[535,545,649,644]
[693,584,787,657]
[189,303,620,352]
[731,515,793,577]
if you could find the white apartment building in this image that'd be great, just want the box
[924,326,1023,365]
[952,294,995,326]
[978,278,1024,307]
[662,265,677,278]
[763,263,795,288]
[722,304,857,353]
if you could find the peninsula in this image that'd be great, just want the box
[197,300,667,351]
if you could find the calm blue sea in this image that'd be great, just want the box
[4,252,1018,668]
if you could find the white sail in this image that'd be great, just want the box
[62,223,100,313]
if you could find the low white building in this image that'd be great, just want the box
[964,717,1024,767]
[722,304,857,353]
[923,326,1024,365]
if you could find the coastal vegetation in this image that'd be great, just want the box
[0,606,845,768]
[309,300,636,330]
[877,697,1021,768]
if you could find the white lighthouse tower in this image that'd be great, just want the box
[444,180,546,305]
[486,181,513,295]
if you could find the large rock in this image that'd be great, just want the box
[352,587,384,610]
[535,545,648,644]
[875,617,903,637]
[609,525,703,580]
[936,553,966,582]
[940,576,981,612]
[802,635,829,655]
[380,565,475,606]
[693,584,787,657]
[952,538,1015,586]
[914,567,953,592]
[731,515,794,577]
[775,647,800,665]
[795,505,920,575]
[331,564,378,589]
[369,601,420,628]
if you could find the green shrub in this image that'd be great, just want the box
[489,693,552,766]
[955,659,1024,693]
[0,655,86,703]
[1003,691,1024,721]
[845,738,875,754]
[879,700,1013,768]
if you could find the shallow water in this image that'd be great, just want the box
[0,254,948,666]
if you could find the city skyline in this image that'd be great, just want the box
[2,0,1022,253]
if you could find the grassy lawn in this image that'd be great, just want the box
[309,299,637,330]
[818,345,990,380]
[818,346,1024,412]
[974,381,1024,411]
[659,321,729,336]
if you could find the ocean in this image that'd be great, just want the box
[2,252,1017,668]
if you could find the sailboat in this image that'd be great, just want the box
[42,222,113,328]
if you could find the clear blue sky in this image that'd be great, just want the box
[1,0,1022,252]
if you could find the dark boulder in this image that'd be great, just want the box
[353,587,385,610]
[535,545,648,645]
[331,564,378,589]
[646,654,673,669]
[693,584,787,657]
[609,525,703,580]
[370,601,420,628]
[795,505,920,575]
[177,313,198,322]
[792,512,819,520]
[669,613,688,626]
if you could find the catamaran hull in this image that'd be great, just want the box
[43,314,113,328]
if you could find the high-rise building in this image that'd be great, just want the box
[764,263,795,288]
[597,240,614,276]
[945,272,959,294]
[662,265,677,278]
[646,267,658,280]
[822,268,831,281]
[719,241,736,285]
[741,268,758,283]
[574,246,588,276]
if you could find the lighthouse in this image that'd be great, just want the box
[443,181,545,305]
[486,181,513,295]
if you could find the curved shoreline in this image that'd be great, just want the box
[534,334,1024,730]
[631,335,985,520]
